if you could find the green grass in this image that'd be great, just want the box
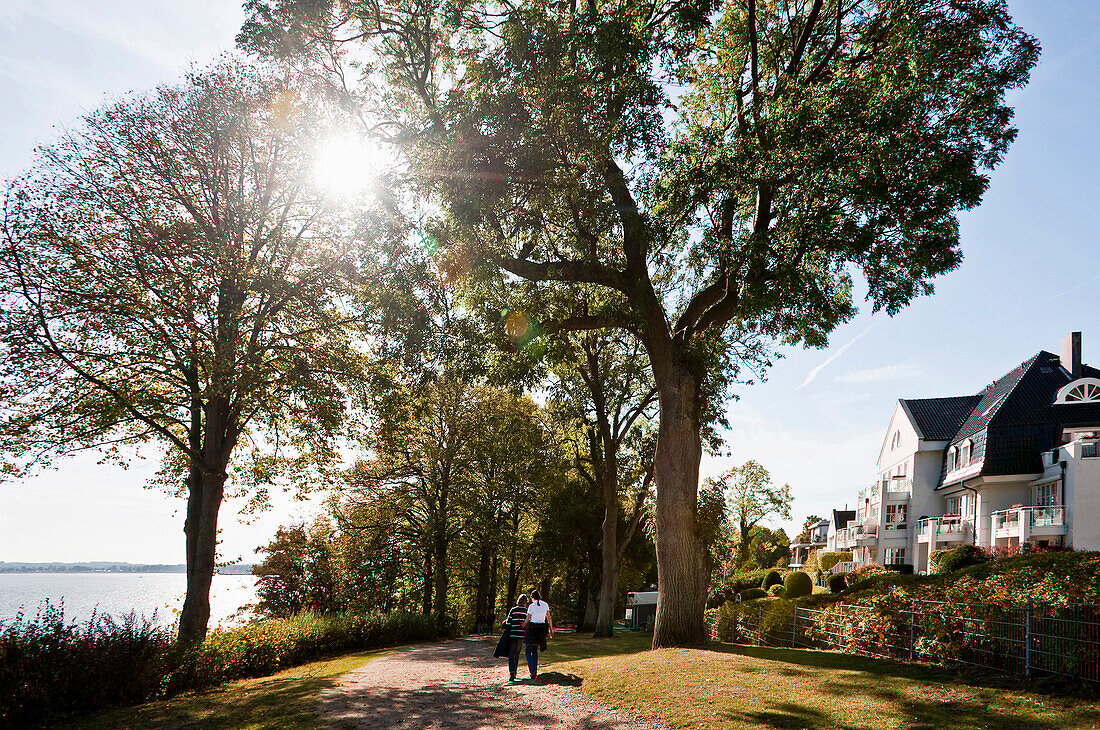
[52,648,388,730]
[545,633,1100,729]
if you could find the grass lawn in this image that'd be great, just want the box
[53,648,388,730]
[543,632,1100,729]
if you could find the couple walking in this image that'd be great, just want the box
[499,590,554,681]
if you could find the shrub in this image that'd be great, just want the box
[885,563,914,575]
[827,573,847,593]
[767,584,786,598]
[817,552,853,572]
[738,588,767,601]
[0,604,440,727]
[933,544,988,574]
[708,569,769,607]
[783,571,813,599]
[761,570,783,590]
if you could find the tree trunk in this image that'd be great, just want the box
[474,542,492,633]
[432,532,448,627]
[650,365,707,648]
[594,458,620,637]
[178,468,226,643]
[421,551,433,615]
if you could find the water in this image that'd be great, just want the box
[0,573,258,629]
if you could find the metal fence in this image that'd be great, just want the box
[711,599,1100,683]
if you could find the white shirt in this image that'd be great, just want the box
[527,599,550,623]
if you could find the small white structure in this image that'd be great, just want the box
[831,333,1100,573]
[788,518,830,568]
[625,591,658,630]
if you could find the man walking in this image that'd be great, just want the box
[505,594,530,682]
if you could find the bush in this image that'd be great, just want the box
[783,571,813,599]
[738,588,767,601]
[817,552,853,572]
[708,569,770,607]
[885,563,915,575]
[761,570,783,590]
[0,604,440,727]
[932,544,988,574]
[767,584,786,598]
[827,573,847,593]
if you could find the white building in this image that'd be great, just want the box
[832,333,1100,574]
[788,518,829,568]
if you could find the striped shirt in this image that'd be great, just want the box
[506,605,528,639]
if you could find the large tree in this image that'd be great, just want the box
[0,62,391,642]
[549,331,656,637]
[709,460,792,570]
[241,0,1037,645]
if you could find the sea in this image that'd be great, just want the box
[0,573,258,629]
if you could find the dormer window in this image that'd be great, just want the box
[961,439,972,466]
[1055,378,1100,404]
[948,445,959,471]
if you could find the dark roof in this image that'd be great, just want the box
[832,509,855,530]
[938,350,1100,486]
[900,396,982,440]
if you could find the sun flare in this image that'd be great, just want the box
[313,134,391,198]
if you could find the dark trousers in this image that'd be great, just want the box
[507,638,524,678]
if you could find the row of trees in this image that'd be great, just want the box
[1,0,1037,645]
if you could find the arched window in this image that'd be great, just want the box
[1055,378,1100,404]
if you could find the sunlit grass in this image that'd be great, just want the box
[545,633,1100,729]
[55,648,388,730]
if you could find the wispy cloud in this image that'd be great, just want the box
[796,324,876,390]
[836,362,924,385]
[1042,274,1100,305]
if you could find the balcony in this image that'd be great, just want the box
[850,524,878,546]
[917,516,970,544]
[881,520,908,539]
[992,506,1067,541]
[885,476,912,497]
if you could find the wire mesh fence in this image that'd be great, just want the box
[709,599,1100,683]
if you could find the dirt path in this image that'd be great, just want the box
[317,638,667,729]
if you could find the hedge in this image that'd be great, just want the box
[0,604,441,727]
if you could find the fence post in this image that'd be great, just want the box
[792,610,798,647]
[908,606,915,660]
[1024,599,1032,677]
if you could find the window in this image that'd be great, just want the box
[961,440,971,466]
[885,504,907,528]
[898,460,907,477]
[1083,442,1100,458]
[891,430,901,450]
[1034,481,1060,507]
[884,548,906,565]
[945,495,962,516]
[1055,378,1100,404]
[948,446,959,471]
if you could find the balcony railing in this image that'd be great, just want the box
[885,476,912,494]
[882,520,908,532]
[917,515,969,541]
[993,506,1065,532]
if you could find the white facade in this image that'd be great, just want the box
[831,338,1100,573]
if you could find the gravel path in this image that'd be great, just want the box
[317,638,668,729]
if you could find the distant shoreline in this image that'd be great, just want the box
[0,562,253,575]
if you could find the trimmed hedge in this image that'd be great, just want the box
[784,571,813,599]
[738,588,767,601]
[708,570,770,608]
[767,584,786,598]
[0,604,441,727]
[827,573,847,593]
[817,552,853,572]
[761,570,783,590]
[930,544,988,574]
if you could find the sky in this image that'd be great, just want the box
[0,1,1098,563]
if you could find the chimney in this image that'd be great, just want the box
[1061,332,1082,378]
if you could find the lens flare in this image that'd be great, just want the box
[314,134,389,198]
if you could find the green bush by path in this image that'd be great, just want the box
[737,588,767,601]
[0,604,440,728]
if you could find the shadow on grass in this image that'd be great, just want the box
[540,631,654,664]
[527,671,582,687]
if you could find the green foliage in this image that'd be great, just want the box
[817,552,853,573]
[761,570,783,590]
[738,588,768,601]
[931,544,989,574]
[783,571,813,600]
[767,584,786,598]
[828,574,847,594]
[0,604,438,727]
[709,569,769,607]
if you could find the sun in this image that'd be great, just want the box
[313,134,391,198]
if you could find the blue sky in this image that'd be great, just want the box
[1,1,1098,563]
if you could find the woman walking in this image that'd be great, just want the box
[522,589,554,679]
[504,594,529,682]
